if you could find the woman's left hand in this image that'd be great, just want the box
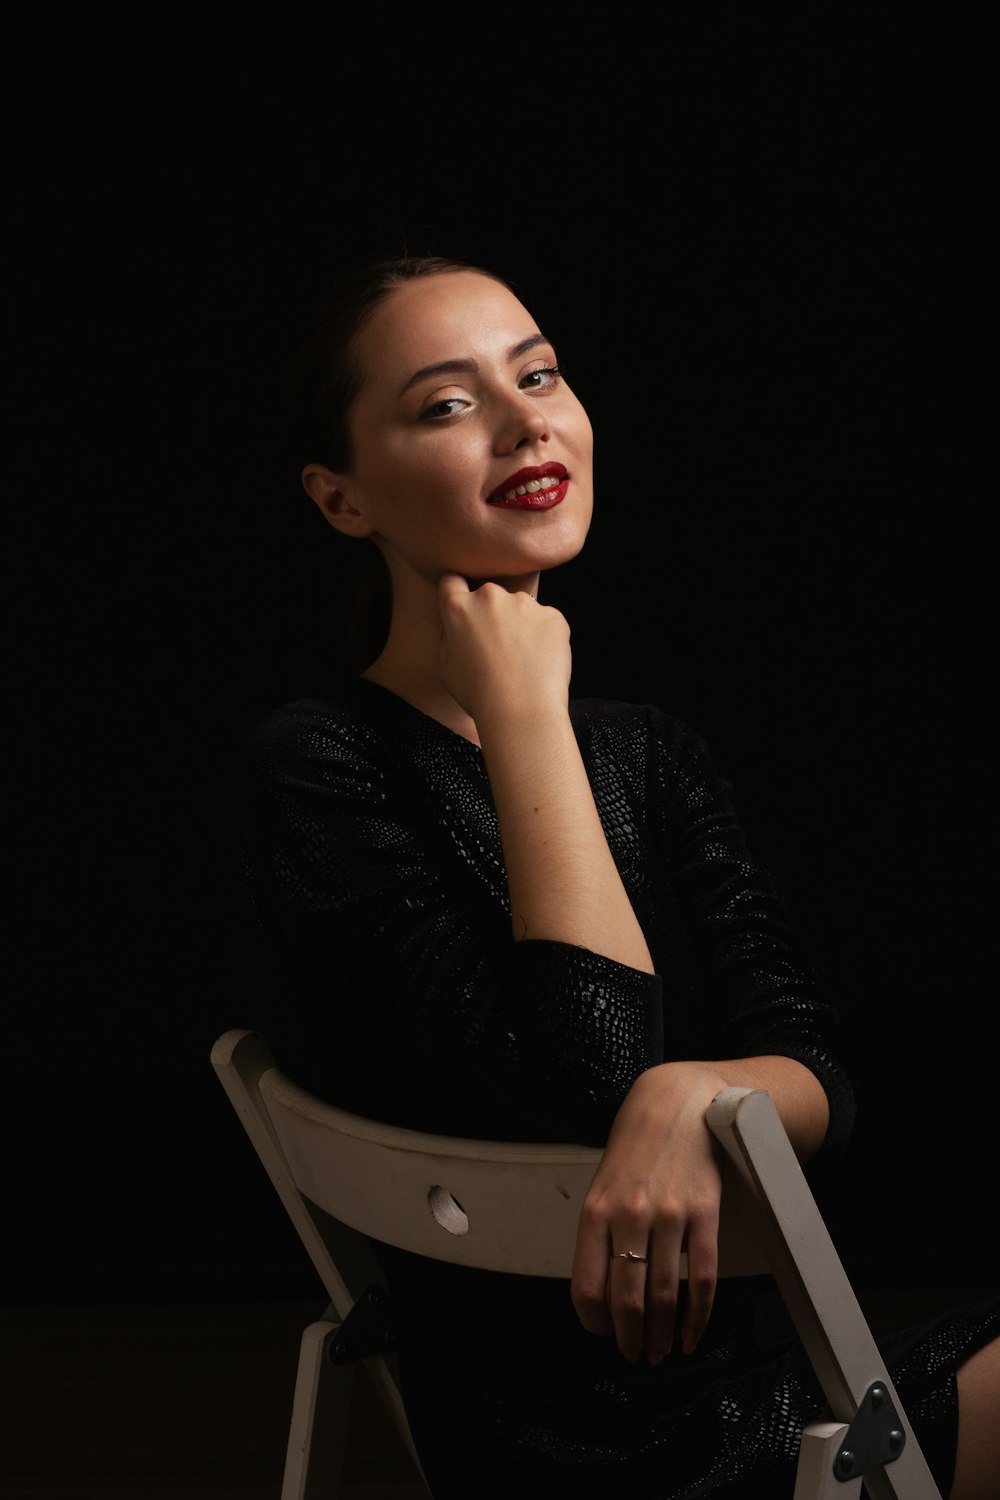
[570,1061,729,1366]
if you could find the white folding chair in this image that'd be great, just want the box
[210,1026,942,1499]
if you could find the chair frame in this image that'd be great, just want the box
[210,1026,942,1500]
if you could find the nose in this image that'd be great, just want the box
[493,388,550,453]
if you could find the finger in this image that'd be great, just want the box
[437,571,471,609]
[437,573,473,647]
[678,1213,719,1355]
[570,1200,614,1338]
[608,1248,649,1363]
[643,1223,684,1366]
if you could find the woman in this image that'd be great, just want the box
[234,254,1000,1498]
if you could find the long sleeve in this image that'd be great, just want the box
[232,680,855,1158]
[611,699,857,1163]
[232,683,664,1145]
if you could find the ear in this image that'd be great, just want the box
[302,463,376,539]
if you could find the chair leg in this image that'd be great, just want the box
[795,1421,863,1500]
[794,1417,945,1500]
[281,1319,355,1500]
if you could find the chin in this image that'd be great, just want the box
[512,526,592,576]
[451,521,591,583]
[483,550,584,583]
[539,534,590,571]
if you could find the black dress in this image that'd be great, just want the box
[233,676,999,1499]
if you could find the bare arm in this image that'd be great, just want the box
[437,574,653,974]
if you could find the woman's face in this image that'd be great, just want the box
[327,270,594,586]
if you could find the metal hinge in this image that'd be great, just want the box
[326,1284,398,1365]
[833,1381,906,1482]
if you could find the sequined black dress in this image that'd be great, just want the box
[233,677,999,1499]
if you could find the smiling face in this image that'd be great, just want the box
[305,270,594,588]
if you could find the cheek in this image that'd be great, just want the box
[431,436,483,497]
[389,435,480,502]
[560,406,594,464]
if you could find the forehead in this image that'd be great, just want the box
[356,271,540,391]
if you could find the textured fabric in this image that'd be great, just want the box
[233,676,1000,1498]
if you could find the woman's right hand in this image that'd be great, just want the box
[436,572,572,726]
[571,1054,831,1365]
[571,1062,728,1366]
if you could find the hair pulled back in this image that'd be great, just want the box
[283,254,514,673]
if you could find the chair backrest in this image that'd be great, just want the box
[211,1027,944,1500]
[210,1025,769,1490]
[212,1027,771,1279]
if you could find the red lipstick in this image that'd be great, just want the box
[486,461,568,509]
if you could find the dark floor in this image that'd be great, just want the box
[1,1298,426,1500]
[3,1286,996,1499]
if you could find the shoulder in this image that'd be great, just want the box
[240,681,382,757]
[569,696,711,764]
[234,679,405,800]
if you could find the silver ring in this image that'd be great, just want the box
[610,1250,648,1263]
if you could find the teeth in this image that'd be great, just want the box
[496,474,562,502]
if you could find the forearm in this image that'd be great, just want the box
[478,702,654,975]
[636,1054,831,1163]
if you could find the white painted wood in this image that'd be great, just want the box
[280,1320,353,1500]
[211,1029,431,1491]
[794,1422,861,1500]
[256,1050,770,1280]
[213,1030,943,1499]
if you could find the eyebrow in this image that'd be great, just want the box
[398,333,551,396]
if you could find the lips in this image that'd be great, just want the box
[486,461,569,509]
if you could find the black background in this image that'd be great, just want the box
[7,19,993,1308]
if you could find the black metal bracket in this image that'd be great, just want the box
[833,1381,906,1482]
[326,1284,398,1365]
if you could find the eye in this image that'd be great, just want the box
[419,395,472,422]
[519,364,563,392]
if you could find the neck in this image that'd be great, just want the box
[361,564,541,745]
[363,648,481,745]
